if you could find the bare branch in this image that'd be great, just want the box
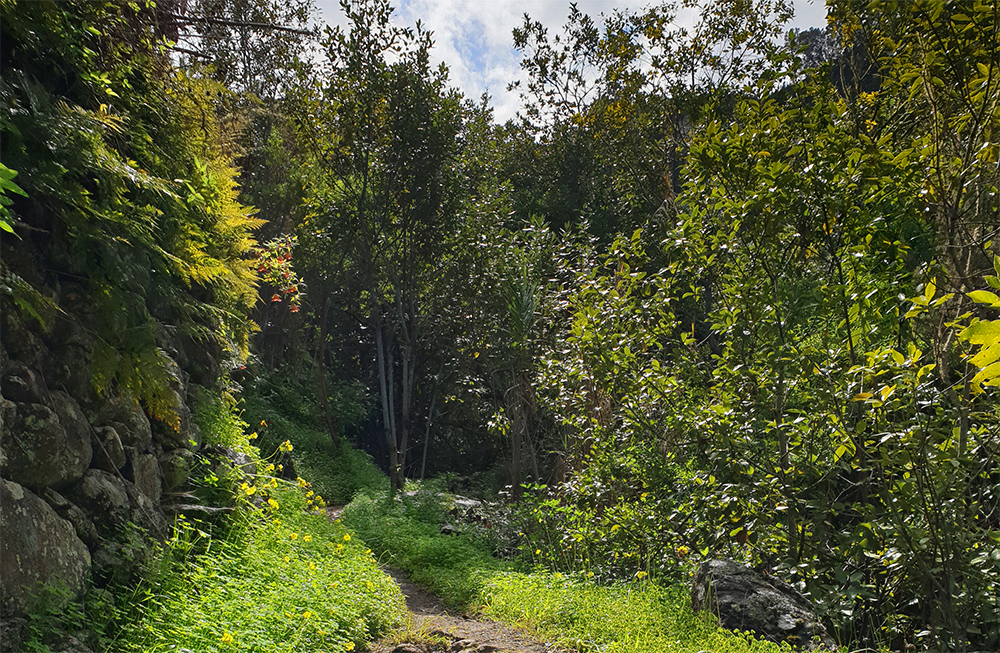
[168,13,313,36]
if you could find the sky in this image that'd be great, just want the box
[313,0,830,123]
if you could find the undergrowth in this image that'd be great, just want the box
[115,487,405,652]
[482,572,790,653]
[340,485,505,610]
[241,369,386,504]
[341,479,798,653]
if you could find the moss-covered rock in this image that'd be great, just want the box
[0,478,91,617]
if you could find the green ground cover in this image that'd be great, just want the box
[115,488,404,653]
[341,483,796,653]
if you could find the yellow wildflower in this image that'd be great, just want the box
[279,440,294,452]
[297,477,308,488]
[303,534,312,542]
[676,545,690,557]
[535,549,541,555]
[303,611,312,619]
[221,632,234,644]
[343,533,351,542]
[336,544,344,551]
[284,556,290,563]
[345,643,355,651]
[636,571,648,579]
[309,562,316,570]
[268,498,280,510]
[248,431,258,440]
[290,532,298,540]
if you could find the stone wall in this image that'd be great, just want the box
[0,306,210,648]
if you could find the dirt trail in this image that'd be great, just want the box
[326,507,563,653]
[368,567,565,653]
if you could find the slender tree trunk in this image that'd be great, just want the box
[316,293,338,446]
[375,314,401,494]
[420,385,437,481]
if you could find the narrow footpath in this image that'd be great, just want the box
[369,567,564,653]
[325,507,563,653]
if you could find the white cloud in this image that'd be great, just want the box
[313,0,829,123]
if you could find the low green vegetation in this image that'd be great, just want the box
[483,573,789,653]
[340,481,793,653]
[115,488,404,652]
[341,486,505,609]
[242,370,387,505]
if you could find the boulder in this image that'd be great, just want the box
[132,452,162,504]
[91,425,126,473]
[52,633,96,653]
[41,488,99,551]
[47,312,98,409]
[0,617,28,651]
[0,479,91,617]
[204,445,257,478]
[1,362,46,404]
[691,559,835,650]
[158,448,194,491]
[67,469,131,531]
[93,395,152,452]
[0,397,14,469]
[3,395,93,489]
[91,539,153,587]
[150,356,199,451]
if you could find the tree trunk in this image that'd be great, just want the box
[375,315,401,494]
[316,293,338,446]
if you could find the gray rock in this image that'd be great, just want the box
[390,645,423,653]
[0,479,91,617]
[3,396,93,489]
[132,453,162,504]
[1,363,46,404]
[0,397,14,469]
[91,425,126,473]
[91,540,147,586]
[0,617,28,652]
[48,315,98,408]
[129,489,167,539]
[67,469,131,530]
[204,445,257,477]
[159,448,194,490]
[691,559,835,650]
[93,396,152,452]
[41,488,99,550]
[52,633,96,653]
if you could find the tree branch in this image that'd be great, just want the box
[168,13,313,36]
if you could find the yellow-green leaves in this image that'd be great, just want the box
[956,257,1000,391]
[959,273,1000,391]
[905,277,954,318]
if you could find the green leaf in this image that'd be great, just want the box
[967,290,1000,306]
[970,343,1000,369]
[959,320,1000,345]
